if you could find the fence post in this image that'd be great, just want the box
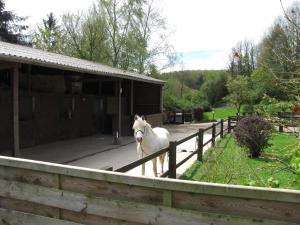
[212,123,216,147]
[228,117,231,133]
[197,129,204,161]
[182,109,185,124]
[220,119,224,138]
[168,141,177,179]
[279,124,283,132]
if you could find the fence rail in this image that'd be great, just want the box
[0,155,299,225]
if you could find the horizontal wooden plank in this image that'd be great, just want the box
[0,156,299,204]
[115,147,169,172]
[60,175,163,205]
[0,179,297,225]
[61,209,143,225]
[0,208,82,225]
[0,197,58,218]
[173,191,300,223]
[0,165,58,188]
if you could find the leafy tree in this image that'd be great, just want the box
[225,76,254,115]
[228,40,256,76]
[32,13,62,52]
[201,71,228,106]
[0,0,28,44]
[61,9,109,62]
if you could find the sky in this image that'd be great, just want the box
[5,0,297,71]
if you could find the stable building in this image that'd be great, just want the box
[0,41,165,156]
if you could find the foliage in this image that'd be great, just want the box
[228,40,256,76]
[31,0,176,74]
[255,95,292,116]
[32,13,63,52]
[200,71,228,106]
[233,116,273,158]
[181,134,300,190]
[225,75,254,114]
[0,0,28,44]
[193,106,204,121]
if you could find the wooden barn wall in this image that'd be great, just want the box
[0,89,13,151]
[133,81,161,115]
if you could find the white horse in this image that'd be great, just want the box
[132,115,170,176]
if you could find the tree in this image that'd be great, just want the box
[0,0,28,44]
[201,71,228,106]
[228,40,256,76]
[93,0,177,73]
[225,76,254,114]
[32,13,62,52]
[61,9,109,62]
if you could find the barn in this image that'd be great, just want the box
[0,41,165,156]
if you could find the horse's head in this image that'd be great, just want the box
[133,115,147,143]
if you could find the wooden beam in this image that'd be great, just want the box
[0,208,83,225]
[12,65,20,157]
[130,80,133,115]
[118,80,122,138]
[160,85,163,112]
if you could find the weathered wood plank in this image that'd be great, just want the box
[0,197,57,218]
[61,209,144,225]
[12,65,20,157]
[173,191,300,223]
[0,208,83,225]
[0,156,299,204]
[0,179,297,225]
[60,175,163,205]
[0,165,59,187]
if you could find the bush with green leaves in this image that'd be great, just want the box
[233,116,273,158]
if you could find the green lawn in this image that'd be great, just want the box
[203,107,237,121]
[181,133,300,190]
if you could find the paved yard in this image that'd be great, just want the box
[4,122,223,178]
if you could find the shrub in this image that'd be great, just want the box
[193,106,204,121]
[233,116,273,158]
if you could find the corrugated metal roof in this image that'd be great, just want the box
[0,41,165,85]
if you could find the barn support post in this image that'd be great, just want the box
[12,64,20,157]
[197,129,204,161]
[130,80,133,115]
[168,141,177,179]
[117,79,122,141]
[160,85,163,113]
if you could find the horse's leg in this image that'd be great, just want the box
[152,158,157,177]
[137,144,145,176]
[159,153,165,174]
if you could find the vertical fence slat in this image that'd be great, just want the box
[228,117,231,133]
[197,129,204,161]
[212,123,216,147]
[220,119,224,138]
[168,141,177,179]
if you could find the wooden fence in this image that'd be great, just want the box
[0,156,299,225]
[116,119,230,178]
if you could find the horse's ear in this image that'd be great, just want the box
[141,115,145,120]
[134,114,139,120]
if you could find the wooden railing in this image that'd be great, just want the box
[0,155,299,225]
[116,119,230,178]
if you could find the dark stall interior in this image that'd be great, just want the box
[0,63,162,153]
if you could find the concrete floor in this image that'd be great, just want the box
[6,122,222,177]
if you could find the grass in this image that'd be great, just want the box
[181,132,300,190]
[203,106,237,121]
